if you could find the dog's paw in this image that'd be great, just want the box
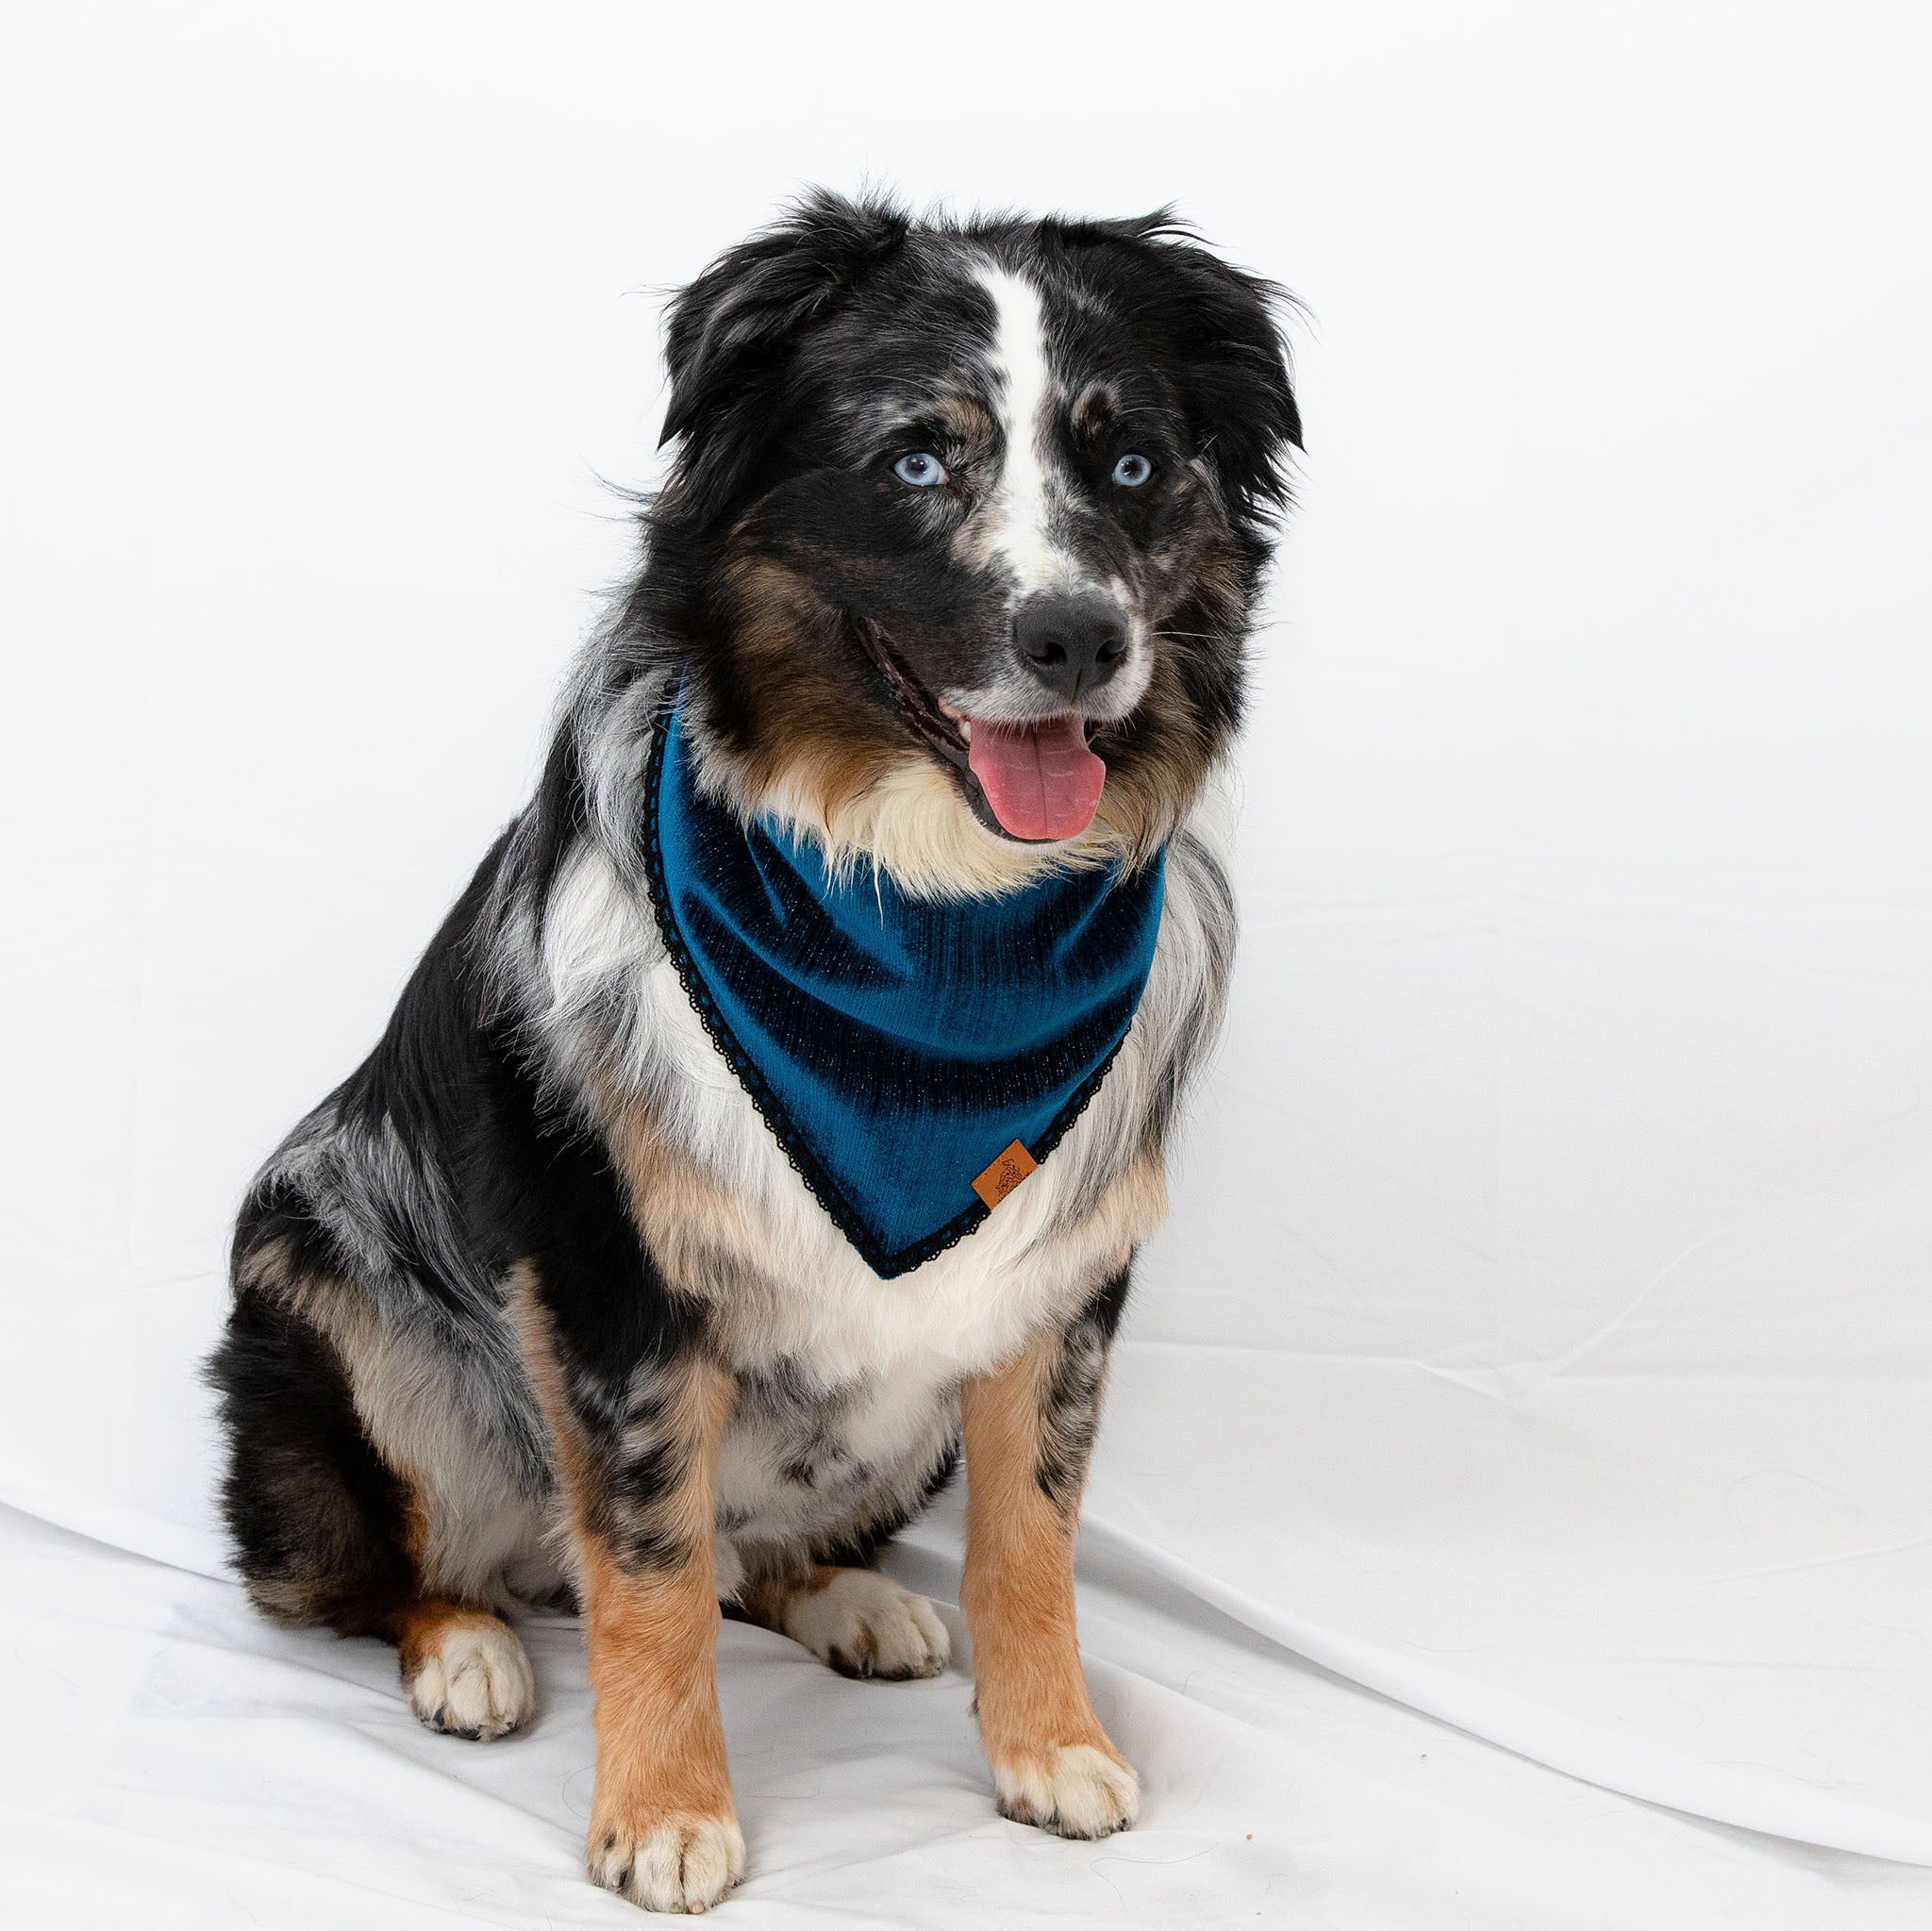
[406,1614,534,1740]
[587,1812,745,1915]
[784,1569,951,1680]
[993,1742,1140,1839]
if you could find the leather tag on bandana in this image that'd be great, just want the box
[973,1140,1039,1210]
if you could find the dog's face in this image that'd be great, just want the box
[641,193,1299,890]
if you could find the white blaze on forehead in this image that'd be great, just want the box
[974,263,1066,594]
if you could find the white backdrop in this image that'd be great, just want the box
[6,4,1932,1925]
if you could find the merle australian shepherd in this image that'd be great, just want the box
[208,191,1298,1913]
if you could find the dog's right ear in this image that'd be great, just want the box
[659,191,908,525]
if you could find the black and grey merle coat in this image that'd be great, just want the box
[208,191,1287,1652]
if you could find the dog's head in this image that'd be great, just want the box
[634,191,1300,893]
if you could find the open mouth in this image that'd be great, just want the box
[855,620,1108,844]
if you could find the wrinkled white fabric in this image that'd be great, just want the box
[6,3,1932,1925]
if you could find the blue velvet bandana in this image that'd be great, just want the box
[643,701,1166,1279]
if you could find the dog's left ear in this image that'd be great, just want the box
[658,190,908,525]
[1165,236,1303,521]
[1071,214,1303,534]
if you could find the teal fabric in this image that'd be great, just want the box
[643,701,1166,1278]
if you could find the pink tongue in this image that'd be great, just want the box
[965,716,1107,841]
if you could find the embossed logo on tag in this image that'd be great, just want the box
[972,1140,1039,1210]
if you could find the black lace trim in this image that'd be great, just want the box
[640,707,1137,1280]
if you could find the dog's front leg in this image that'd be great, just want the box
[519,1278,744,1917]
[959,1269,1138,1840]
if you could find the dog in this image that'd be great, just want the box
[208,191,1299,1913]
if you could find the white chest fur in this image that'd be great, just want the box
[524,784,1233,1522]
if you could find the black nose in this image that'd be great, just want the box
[1012,593,1129,703]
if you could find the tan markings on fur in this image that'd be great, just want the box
[781,750,1136,901]
[247,1576,339,1624]
[579,1532,737,1851]
[690,551,1202,899]
[506,1262,604,1551]
[703,554,887,828]
[1071,381,1121,435]
[736,1563,950,1680]
[733,1560,838,1634]
[509,1272,740,1856]
[237,1237,381,1356]
[513,1259,733,1571]
[387,1597,502,1680]
[591,1090,793,1311]
[233,1242,398,1633]
[399,1474,433,1572]
[625,1354,738,1560]
[959,1335,1126,1785]
[242,1237,538,1603]
[1065,1143,1166,1266]
[594,1073,1165,1355]
[388,1594,534,1740]
[933,392,998,446]
[1085,646,1216,872]
[584,1378,736,1835]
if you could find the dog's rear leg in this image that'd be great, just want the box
[387,1598,535,1740]
[209,1278,535,1740]
[734,1562,950,1680]
[959,1266,1139,1840]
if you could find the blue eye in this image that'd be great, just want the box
[893,452,948,488]
[1112,453,1153,488]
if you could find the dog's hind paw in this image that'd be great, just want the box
[588,1811,745,1914]
[403,1609,534,1740]
[784,1569,951,1681]
[993,1742,1140,1839]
